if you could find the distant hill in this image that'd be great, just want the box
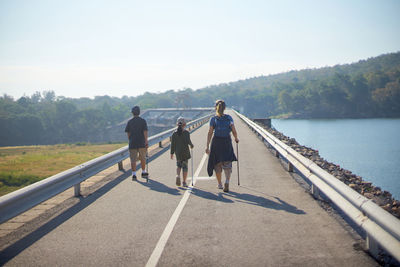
[187,51,400,118]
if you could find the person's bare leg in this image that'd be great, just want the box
[216,171,222,188]
[224,168,231,183]
[140,158,146,173]
[183,171,188,183]
[131,160,137,172]
[130,154,138,180]
[176,167,181,186]
[139,149,147,176]
[223,167,232,192]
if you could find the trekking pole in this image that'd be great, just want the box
[191,148,194,186]
[236,142,240,186]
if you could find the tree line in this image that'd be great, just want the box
[1,52,399,146]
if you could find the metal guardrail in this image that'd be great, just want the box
[233,110,400,262]
[0,113,212,225]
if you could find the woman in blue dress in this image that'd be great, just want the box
[206,100,239,192]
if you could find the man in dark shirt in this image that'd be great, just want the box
[125,106,149,180]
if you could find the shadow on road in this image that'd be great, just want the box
[188,185,305,215]
[137,179,181,196]
[191,187,234,203]
[226,191,306,215]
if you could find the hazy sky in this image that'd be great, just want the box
[1,0,399,99]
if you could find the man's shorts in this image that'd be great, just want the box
[129,148,146,162]
[177,160,188,172]
[214,161,232,173]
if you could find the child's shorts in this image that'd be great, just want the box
[214,161,232,173]
[177,160,188,172]
[129,148,146,162]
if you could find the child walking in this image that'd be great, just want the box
[170,117,194,187]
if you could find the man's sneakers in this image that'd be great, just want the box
[218,183,223,190]
[223,183,229,192]
[132,172,148,181]
[182,181,188,187]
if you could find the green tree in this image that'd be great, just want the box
[278,90,292,112]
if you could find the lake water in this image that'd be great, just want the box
[271,118,400,200]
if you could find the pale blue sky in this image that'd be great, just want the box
[1,0,399,98]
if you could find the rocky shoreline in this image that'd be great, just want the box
[257,123,400,219]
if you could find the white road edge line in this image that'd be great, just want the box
[145,153,208,267]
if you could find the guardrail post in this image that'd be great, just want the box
[288,162,294,172]
[311,184,320,199]
[118,161,123,171]
[159,141,163,148]
[366,234,379,259]
[275,150,279,158]
[74,183,81,197]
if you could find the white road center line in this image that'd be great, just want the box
[191,176,215,181]
[145,153,208,267]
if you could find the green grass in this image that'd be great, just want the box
[0,173,41,186]
[0,143,127,196]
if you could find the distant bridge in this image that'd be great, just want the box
[107,107,214,142]
[0,109,399,266]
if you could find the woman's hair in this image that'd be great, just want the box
[215,100,225,117]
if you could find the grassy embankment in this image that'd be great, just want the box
[0,143,126,196]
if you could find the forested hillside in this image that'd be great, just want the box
[1,52,399,146]
[190,51,400,118]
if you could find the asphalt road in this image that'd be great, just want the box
[2,111,376,266]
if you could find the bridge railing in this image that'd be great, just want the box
[0,113,212,225]
[233,110,400,262]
